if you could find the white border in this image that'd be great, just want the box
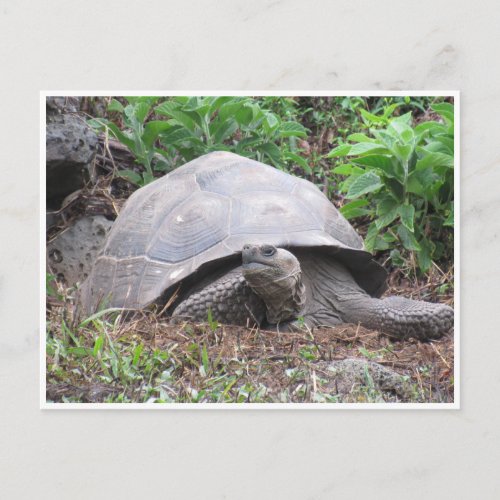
[41,90,460,410]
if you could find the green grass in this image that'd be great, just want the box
[46,298,454,404]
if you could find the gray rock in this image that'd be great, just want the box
[46,114,98,208]
[319,358,411,402]
[47,216,113,287]
[46,96,82,118]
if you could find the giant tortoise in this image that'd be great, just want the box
[78,151,453,340]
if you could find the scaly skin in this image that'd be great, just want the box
[172,268,266,326]
[171,245,454,340]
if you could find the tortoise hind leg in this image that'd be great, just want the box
[171,267,266,326]
[350,295,454,341]
[298,253,453,340]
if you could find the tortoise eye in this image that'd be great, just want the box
[261,245,276,257]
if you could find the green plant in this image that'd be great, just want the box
[328,102,454,273]
[88,96,167,185]
[206,307,219,333]
[89,96,310,186]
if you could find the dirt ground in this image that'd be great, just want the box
[46,303,454,404]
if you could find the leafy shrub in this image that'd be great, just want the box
[328,102,454,273]
[88,96,310,186]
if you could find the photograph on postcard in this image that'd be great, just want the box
[43,93,458,408]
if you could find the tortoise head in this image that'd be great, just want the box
[241,244,305,324]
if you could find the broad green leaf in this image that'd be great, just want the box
[142,121,172,147]
[388,120,414,143]
[371,129,396,150]
[142,171,155,185]
[420,140,451,154]
[360,108,384,124]
[206,144,232,153]
[208,96,235,116]
[431,102,454,125]
[125,96,160,106]
[172,96,191,105]
[432,136,454,154]
[382,103,402,119]
[332,164,354,175]
[117,169,143,185]
[183,97,212,118]
[348,142,390,156]
[257,142,281,165]
[351,155,397,178]
[340,199,371,219]
[326,144,351,158]
[398,204,415,232]
[384,177,405,201]
[155,101,197,131]
[235,136,262,154]
[416,237,435,273]
[414,121,447,136]
[346,171,382,198]
[390,248,405,267]
[391,111,412,125]
[382,232,397,243]
[106,122,136,150]
[392,142,413,162]
[416,152,454,170]
[375,197,399,229]
[122,96,138,105]
[88,118,135,151]
[408,149,418,172]
[87,117,109,131]
[341,199,369,210]
[159,125,195,145]
[376,195,399,216]
[134,102,151,123]
[123,104,135,120]
[406,171,425,196]
[107,99,124,113]
[284,151,311,174]
[414,167,437,190]
[264,112,280,133]
[217,100,246,122]
[338,175,357,194]
[235,104,255,127]
[397,224,421,251]
[347,133,374,143]
[279,121,308,138]
[212,119,238,144]
[152,155,171,172]
[373,236,390,251]
[182,96,202,110]
[364,222,380,253]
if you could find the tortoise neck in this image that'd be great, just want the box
[243,266,306,325]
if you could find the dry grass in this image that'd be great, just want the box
[46,302,454,404]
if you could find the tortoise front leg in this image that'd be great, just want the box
[171,267,267,326]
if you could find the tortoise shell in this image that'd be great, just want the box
[79,151,386,314]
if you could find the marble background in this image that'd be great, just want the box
[1,0,499,498]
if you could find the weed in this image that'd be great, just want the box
[328,101,454,273]
[89,96,310,186]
